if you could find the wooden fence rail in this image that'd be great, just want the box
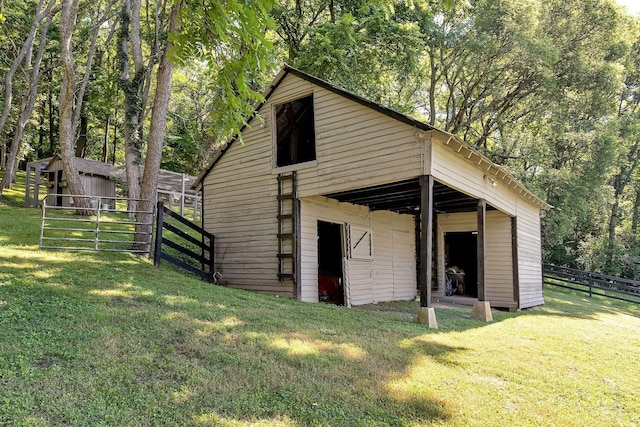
[154,201,215,282]
[543,263,640,305]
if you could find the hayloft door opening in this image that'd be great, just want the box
[317,220,344,305]
[444,231,478,298]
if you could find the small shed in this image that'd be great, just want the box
[194,66,551,311]
[42,155,117,207]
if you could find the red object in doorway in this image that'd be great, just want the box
[319,274,341,302]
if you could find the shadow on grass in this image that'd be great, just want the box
[2,200,638,425]
[1,244,459,425]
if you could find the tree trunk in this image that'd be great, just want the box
[58,0,90,213]
[75,114,88,158]
[606,175,622,271]
[134,0,181,252]
[0,1,55,192]
[632,184,640,236]
[118,0,145,212]
[112,112,118,165]
[48,67,55,156]
[0,0,51,140]
[102,116,110,163]
[1,137,6,170]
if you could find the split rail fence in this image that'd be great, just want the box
[154,201,216,282]
[543,263,640,305]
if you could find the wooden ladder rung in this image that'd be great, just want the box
[278,233,294,239]
[277,214,294,220]
[277,253,294,259]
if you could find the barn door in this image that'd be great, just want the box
[317,221,344,305]
[392,230,416,300]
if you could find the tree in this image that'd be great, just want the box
[131,0,275,250]
[0,0,56,192]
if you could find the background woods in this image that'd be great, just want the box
[1,0,639,276]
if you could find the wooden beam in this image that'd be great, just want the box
[477,198,486,301]
[419,175,434,308]
[511,216,520,310]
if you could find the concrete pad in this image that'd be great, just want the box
[470,301,493,322]
[415,307,438,328]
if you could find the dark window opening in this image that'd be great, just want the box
[444,231,477,297]
[318,221,344,305]
[276,95,316,167]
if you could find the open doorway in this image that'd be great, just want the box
[444,231,477,298]
[317,220,344,305]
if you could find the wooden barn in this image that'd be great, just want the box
[193,66,550,312]
[42,155,117,207]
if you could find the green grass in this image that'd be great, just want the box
[1,173,640,426]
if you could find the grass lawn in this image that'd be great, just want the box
[1,172,640,426]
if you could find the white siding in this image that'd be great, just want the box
[516,201,545,308]
[299,197,416,306]
[299,196,372,305]
[199,69,544,307]
[436,210,516,309]
[370,210,416,302]
[430,133,518,217]
[201,122,291,296]
[266,74,426,197]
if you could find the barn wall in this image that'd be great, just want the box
[300,196,416,306]
[44,158,115,207]
[201,120,292,297]
[300,196,371,305]
[267,74,426,197]
[370,210,417,303]
[436,210,516,309]
[199,70,544,307]
[515,201,545,308]
[430,132,518,217]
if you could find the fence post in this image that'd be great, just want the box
[154,201,164,267]
[588,272,593,298]
[94,198,100,250]
[208,234,215,282]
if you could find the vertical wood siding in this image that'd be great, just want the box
[515,202,545,308]
[371,211,416,302]
[299,197,416,306]
[436,211,516,309]
[299,196,372,305]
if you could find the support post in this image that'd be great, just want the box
[471,198,492,321]
[477,198,486,301]
[154,201,164,267]
[34,163,41,208]
[25,164,31,207]
[415,175,437,328]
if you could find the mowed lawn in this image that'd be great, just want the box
[1,179,640,426]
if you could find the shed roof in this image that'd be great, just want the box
[194,65,550,210]
[43,154,118,178]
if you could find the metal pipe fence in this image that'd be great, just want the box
[39,194,155,254]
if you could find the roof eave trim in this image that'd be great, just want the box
[437,130,552,210]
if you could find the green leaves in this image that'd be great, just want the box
[173,0,276,140]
